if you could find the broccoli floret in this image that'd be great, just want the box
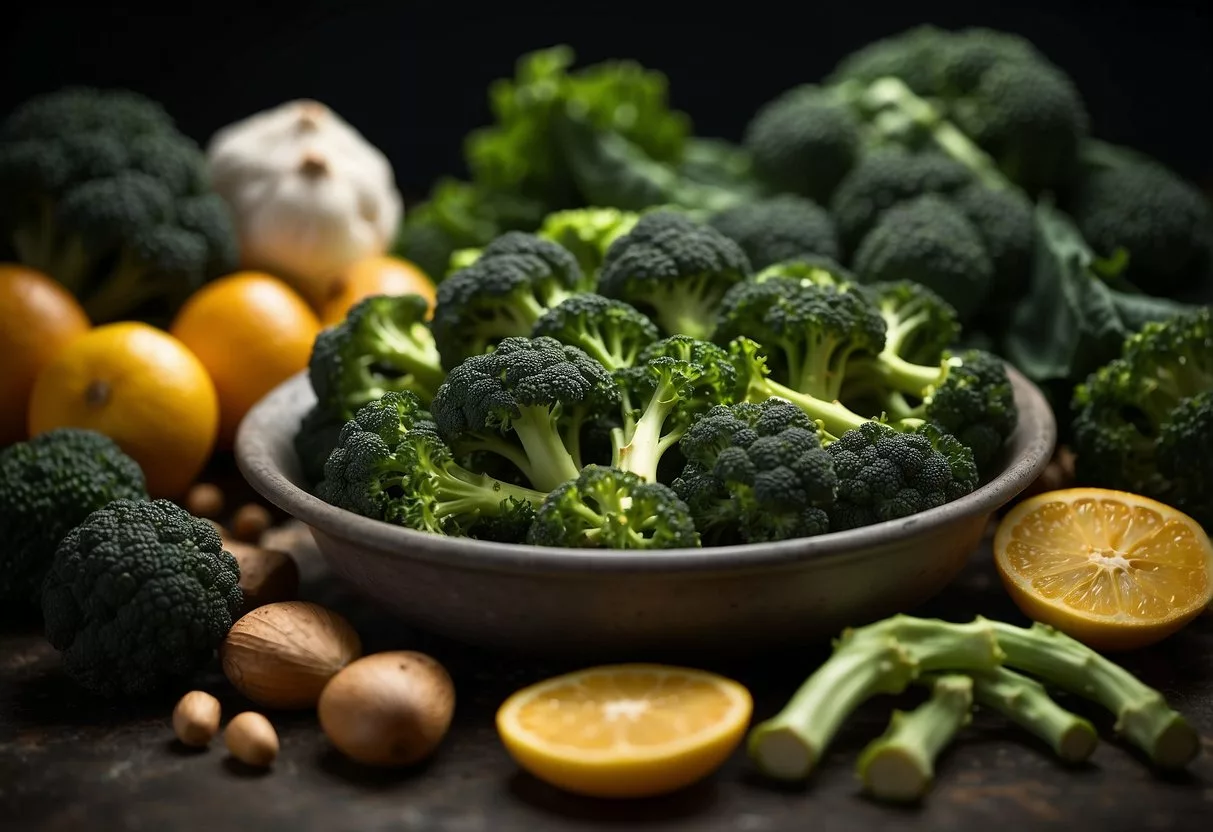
[0,429,148,612]
[1071,308,1213,527]
[673,399,837,543]
[861,280,961,365]
[527,465,699,549]
[0,87,238,324]
[321,394,544,540]
[293,404,346,491]
[742,85,864,204]
[826,25,952,94]
[948,182,1035,305]
[40,498,243,697]
[430,337,618,491]
[531,293,660,371]
[826,421,978,531]
[598,210,752,340]
[852,194,995,322]
[707,195,841,271]
[536,207,641,277]
[308,294,445,421]
[609,336,738,483]
[430,231,595,368]
[754,256,858,288]
[715,277,887,402]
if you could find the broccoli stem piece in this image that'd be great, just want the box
[413,462,546,523]
[856,674,973,803]
[989,621,1200,770]
[743,372,870,442]
[782,333,863,404]
[367,314,447,396]
[747,616,1004,780]
[611,380,683,482]
[646,277,723,340]
[926,667,1098,764]
[511,405,582,492]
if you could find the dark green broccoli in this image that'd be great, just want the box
[715,276,887,402]
[536,207,641,277]
[948,182,1036,306]
[673,399,837,544]
[1071,308,1213,528]
[41,498,243,697]
[308,293,445,422]
[0,87,238,324]
[826,421,979,531]
[851,194,995,322]
[609,336,738,483]
[430,231,595,368]
[526,465,699,549]
[707,195,841,271]
[531,293,660,371]
[1066,142,1213,298]
[293,404,347,491]
[598,210,752,340]
[430,337,618,491]
[0,429,148,612]
[321,393,544,540]
[826,25,953,94]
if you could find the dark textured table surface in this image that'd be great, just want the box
[2,518,1211,832]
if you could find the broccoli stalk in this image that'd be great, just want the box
[856,674,973,803]
[747,616,1004,781]
[531,294,660,372]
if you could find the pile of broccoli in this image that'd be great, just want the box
[0,87,239,324]
[302,208,1016,549]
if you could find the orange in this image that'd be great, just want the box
[28,322,219,498]
[0,264,91,445]
[496,664,752,799]
[318,255,436,326]
[994,488,1213,652]
[170,272,321,449]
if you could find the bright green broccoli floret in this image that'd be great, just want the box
[707,195,841,270]
[430,231,595,368]
[598,210,752,340]
[0,429,148,612]
[609,336,738,483]
[1071,308,1213,527]
[527,465,699,549]
[673,399,837,544]
[531,293,660,371]
[41,498,243,697]
[536,207,641,277]
[430,337,618,491]
[715,276,887,402]
[321,393,543,541]
[0,87,238,324]
[861,280,961,365]
[754,256,858,288]
[852,194,995,322]
[308,294,445,421]
[826,421,978,531]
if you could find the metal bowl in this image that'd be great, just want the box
[236,368,1055,657]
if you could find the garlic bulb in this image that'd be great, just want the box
[207,100,403,306]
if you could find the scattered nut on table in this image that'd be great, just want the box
[172,690,221,747]
[231,503,272,543]
[224,712,279,767]
[184,483,225,519]
[226,540,300,608]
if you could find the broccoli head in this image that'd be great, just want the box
[531,293,660,371]
[707,194,841,270]
[308,293,445,421]
[293,404,347,491]
[430,231,594,368]
[754,256,857,288]
[860,280,961,365]
[527,465,700,549]
[826,25,953,94]
[536,207,641,277]
[948,181,1035,305]
[598,210,752,340]
[41,498,243,697]
[1071,308,1213,527]
[0,428,148,612]
[0,87,238,324]
[674,399,837,544]
[430,336,618,491]
[826,421,979,531]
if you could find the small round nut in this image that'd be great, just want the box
[231,503,273,543]
[172,690,221,748]
[185,483,225,519]
[224,712,279,767]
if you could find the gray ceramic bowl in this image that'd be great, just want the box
[236,368,1055,657]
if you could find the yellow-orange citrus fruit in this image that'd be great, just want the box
[0,264,90,445]
[318,255,436,326]
[28,322,219,497]
[171,272,321,449]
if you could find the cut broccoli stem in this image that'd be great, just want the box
[988,620,1200,770]
[454,435,538,487]
[611,379,681,482]
[868,352,953,397]
[645,277,726,340]
[928,667,1098,764]
[426,465,546,521]
[747,616,1004,781]
[856,674,973,804]
[783,334,861,404]
[511,405,582,492]
[744,373,870,442]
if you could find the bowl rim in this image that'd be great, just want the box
[235,365,1056,575]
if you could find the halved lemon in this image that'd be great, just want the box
[496,664,753,799]
[995,488,1213,651]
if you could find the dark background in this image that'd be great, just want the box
[4,1,1212,200]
